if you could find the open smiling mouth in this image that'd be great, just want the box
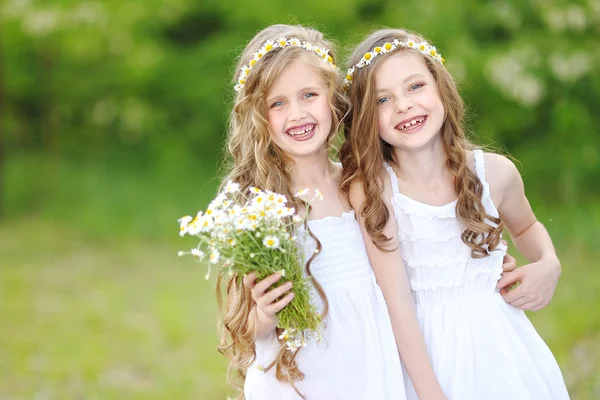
[395,116,427,131]
[286,124,315,139]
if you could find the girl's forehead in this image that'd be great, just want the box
[268,57,328,93]
[375,51,434,90]
[375,52,430,83]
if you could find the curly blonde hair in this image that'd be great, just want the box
[216,24,348,399]
[340,28,503,258]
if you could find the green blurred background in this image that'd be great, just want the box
[1,0,599,398]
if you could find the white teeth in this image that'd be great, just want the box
[287,125,314,136]
[398,117,425,130]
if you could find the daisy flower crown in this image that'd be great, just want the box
[344,38,444,89]
[234,37,336,92]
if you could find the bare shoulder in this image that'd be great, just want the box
[482,152,520,185]
[480,152,524,208]
[348,167,392,211]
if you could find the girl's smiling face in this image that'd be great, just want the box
[266,55,333,160]
[375,51,445,152]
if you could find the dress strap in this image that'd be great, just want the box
[473,149,487,185]
[383,162,400,195]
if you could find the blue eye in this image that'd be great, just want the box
[303,92,317,99]
[271,100,284,108]
[409,83,424,91]
[378,97,390,105]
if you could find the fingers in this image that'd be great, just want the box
[266,292,295,314]
[518,301,540,311]
[502,253,517,272]
[496,270,521,290]
[257,281,293,309]
[502,284,547,310]
[501,284,525,303]
[508,295,534,308]
[251,272,282,299]
[247,272,295,316]
[243,272,257,289]
[510,298,544,311]
[530,301,549,312]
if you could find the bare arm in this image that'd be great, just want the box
[350,179,446,400]
[487,154,561,311]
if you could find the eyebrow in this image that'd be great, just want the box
[299,86,321,93]
[376,73,425,93]
[267,86,322,104]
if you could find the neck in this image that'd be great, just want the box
[288,148,335,190]
[392,137,448,185]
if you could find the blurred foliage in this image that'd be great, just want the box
[1,0,599,224]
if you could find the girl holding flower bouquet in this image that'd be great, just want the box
[209,24,449,400]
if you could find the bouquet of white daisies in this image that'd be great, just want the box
[178,181,324,350]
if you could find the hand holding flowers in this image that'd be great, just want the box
[178,182,324,350]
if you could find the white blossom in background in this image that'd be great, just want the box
[486,48,545,107]
[544,8,568,33]
[22,9,60,36]
[3,0,31,18]
[492,1,522,30]
[549,52,592,83]
[566,5,587,32]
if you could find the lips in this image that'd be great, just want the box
[286,123,315,137]
[395,115,427,132]
[284,123,317,142]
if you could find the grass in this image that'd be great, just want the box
[0,219,232,399]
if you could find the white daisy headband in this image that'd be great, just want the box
[234,37,336,92]
[344,38,444,89]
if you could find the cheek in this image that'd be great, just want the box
[429,90,444,114]
[377,108,388,131]
[267,110,282,133]
[316,99,333,127]
[434,99,445,122]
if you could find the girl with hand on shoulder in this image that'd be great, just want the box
[340,28,568,399]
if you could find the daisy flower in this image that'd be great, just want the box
[191,248,205,258]
[224,180,240,194]
[209,249,220,264]
[294,188,310,197]
[264,40,275,52]
[178,215,192,237]
[263,235,280,249]
[277,37,288,47]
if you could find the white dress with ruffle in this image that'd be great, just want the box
[385,149,569,400]
[244,211,406,399]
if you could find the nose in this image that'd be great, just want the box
[288,100,307,122]
[394,94,413,114]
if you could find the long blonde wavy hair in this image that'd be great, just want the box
[216,24,348,398]
[340,28,504,257]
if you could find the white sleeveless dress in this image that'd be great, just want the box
[244,211,406,399]
[384,149,569,400]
